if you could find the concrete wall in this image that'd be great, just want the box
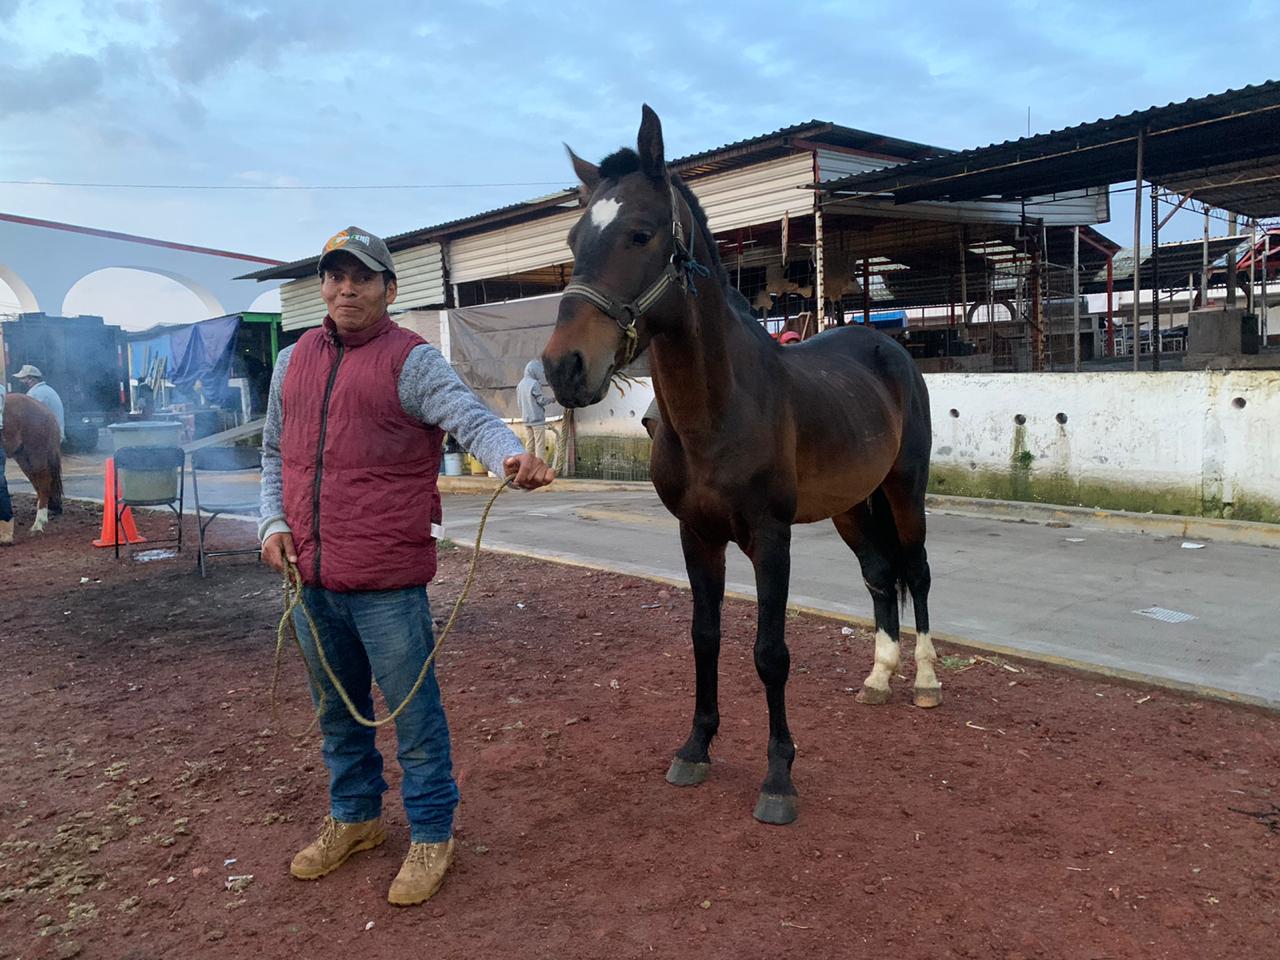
[571,370,1280,522]
[926,371,1279,521]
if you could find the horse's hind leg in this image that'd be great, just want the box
[666,522,726,787]
[15,451,51,533]
[882,474,939,708]
[832,502,901,706]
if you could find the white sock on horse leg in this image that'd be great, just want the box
[914,632,939,690]
[32,507,49,532]
[862,629,900,692]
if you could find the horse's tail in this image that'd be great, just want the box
[864,487,907,603]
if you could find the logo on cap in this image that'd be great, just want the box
[324,230,373,253]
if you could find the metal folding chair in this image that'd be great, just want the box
[113,445,185,559]
[191,446,262,577]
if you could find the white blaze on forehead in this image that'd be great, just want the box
[589,197,623,231]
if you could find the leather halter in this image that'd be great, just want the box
[561,181,709,367]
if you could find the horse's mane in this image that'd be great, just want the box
[597,148,773,345]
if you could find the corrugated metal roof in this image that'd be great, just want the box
[240,121,946,281]
[817,79,1280,217]
[1081,235,1249,293]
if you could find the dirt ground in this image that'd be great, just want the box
[1,493,1278,960]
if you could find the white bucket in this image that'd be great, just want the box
[443,452,464,476]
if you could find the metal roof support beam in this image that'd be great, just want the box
[1151,188,1161,371]
[1132,128,1146,372]
[1159,191,1194,230]
[1073,226,1081,372]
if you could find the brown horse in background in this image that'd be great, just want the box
[2,393,64,532]
[542,107,936,825]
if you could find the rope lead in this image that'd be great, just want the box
[271,476,514,734]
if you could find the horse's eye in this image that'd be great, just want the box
[631,230,654,246]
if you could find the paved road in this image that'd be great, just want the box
[441,487,1280,708]
[10,454,1276,708]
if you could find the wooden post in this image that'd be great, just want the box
[1131,128,1145,371]
[1248,220,1257,314]
[814,206,825,328]
[1226,214,1239,307]
[862,256,871,325]
[1263,229,1271,343]
[1106,254,1115,356]
[1201,205,1210,306]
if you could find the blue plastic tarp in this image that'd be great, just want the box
[169,315,239,405]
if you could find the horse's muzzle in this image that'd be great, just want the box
[542,350,611,408]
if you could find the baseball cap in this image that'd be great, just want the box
[318,226,396,278]
[15,364,43,379]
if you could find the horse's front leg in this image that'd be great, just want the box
[748,520,797,825]
[666,523,726,787]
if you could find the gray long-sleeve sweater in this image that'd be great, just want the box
[258,341,525,542]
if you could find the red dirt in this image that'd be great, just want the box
[1,493,1277,960]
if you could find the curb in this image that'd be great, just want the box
[925,494,1280,549]
[465,542,1280,714]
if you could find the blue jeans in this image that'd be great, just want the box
[294,585,458,843]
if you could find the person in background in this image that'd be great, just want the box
[516,359,558,465]
[259,225,554,908]
[0,392,12,545]
[15,365,65,443]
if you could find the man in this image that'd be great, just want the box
[15,365,65,443]
[259,226,554,907]
[516,359,559,465]
[0,392,11,545]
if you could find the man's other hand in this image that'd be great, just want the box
[503,453,555,490]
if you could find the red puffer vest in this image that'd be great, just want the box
[281,313,443,591]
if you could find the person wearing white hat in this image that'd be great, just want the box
[15,365,65,443]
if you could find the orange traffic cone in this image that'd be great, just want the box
[92,457,147,548]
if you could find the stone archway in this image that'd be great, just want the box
[62,267,226,331]
[0,264,41,313]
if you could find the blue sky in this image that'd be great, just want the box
[0,0,1274,325]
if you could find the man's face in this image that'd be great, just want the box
[19,377,36,390]
[320,252,398,335]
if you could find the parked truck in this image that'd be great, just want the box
[1,312,129,452]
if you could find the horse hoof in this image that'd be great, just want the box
[753,792,798,825]
[914,687,943,709]
[855,685,891,705]
[666,758,710,786]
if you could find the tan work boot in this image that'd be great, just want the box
[290,815,386,880]
[387,838,455,906]
[0,519,13,546]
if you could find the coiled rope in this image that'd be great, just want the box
[271,476,513,735]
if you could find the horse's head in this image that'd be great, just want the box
[543,105,697,407]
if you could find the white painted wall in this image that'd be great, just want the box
[925,371,1279,509]
[571,369,1280,513]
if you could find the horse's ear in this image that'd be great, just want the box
[637,104,666,181]
[565,144,600,201]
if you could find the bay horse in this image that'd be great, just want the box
[1,393,64,532]
[542,106,936,825]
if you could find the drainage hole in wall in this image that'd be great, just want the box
[1055,412,1068,424]
[949,408,960,418]
[1232,397,1247,409]
[1014,414,1027,425]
